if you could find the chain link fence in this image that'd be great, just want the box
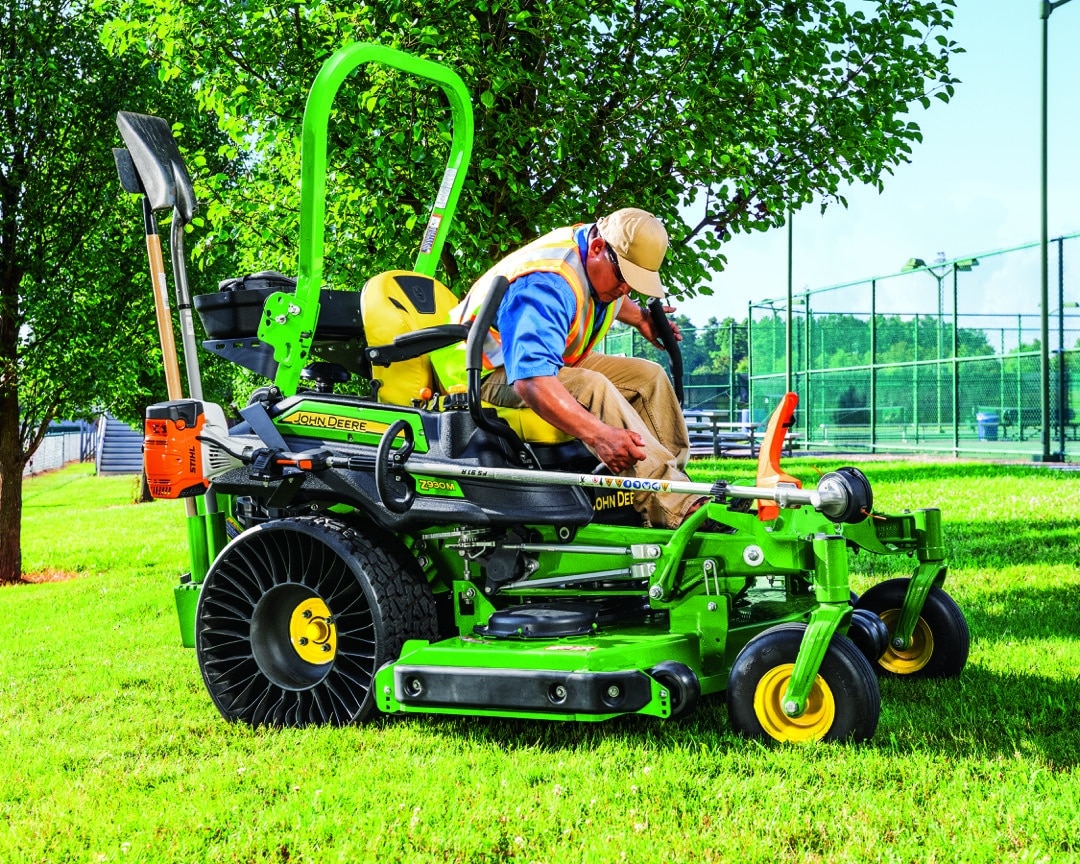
[596,232,1079,459]
[598,319,750,420]
[22,421,97,477]
[748,233,1080,458]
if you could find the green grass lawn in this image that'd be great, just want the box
[2,459,1078,863]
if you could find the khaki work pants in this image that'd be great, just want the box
[480,353,698,528]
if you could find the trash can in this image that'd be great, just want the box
[976,412,999,442]
[739,408,765,429]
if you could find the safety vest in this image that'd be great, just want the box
[431,226,622,390]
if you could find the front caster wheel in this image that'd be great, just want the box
[651,661,700,720]
[854,578,969,678]
[847,608,890,664]
[195,516,438,727]
[727,623,880,744]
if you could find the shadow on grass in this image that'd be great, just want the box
[689,459,1067,487]
[399,663,1078,768]
[873,665,1080,766]
[962,582,1080,643]
[386,578,1078,765]
[840,461,1074,486]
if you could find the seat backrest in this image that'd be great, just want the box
[360,270,458,405]
[360,269,572,447]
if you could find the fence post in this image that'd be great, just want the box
[728,322,735,421]
[913,314,920,444]
[999,328,1006,431]
[1057,236,1067,456]
[952,265,961,455]
[803,292,811,440]
[870,279,878,453]
[1010,313,1019,438]
[746,302,753,414]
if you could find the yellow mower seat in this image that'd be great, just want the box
[360,271,571,445]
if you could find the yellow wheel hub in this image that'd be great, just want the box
[289,597,337,665]
[753,663,835,743]
[878,609,933,674]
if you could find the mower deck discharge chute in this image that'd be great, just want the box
[116,43,968,744]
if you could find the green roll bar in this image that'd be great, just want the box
[260,43,475,395]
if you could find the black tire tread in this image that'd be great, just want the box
[854,577,969,678]
[196,515,438,727]
[727,622,880,744]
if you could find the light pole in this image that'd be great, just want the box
[903,255,948,432]
[903,255,979,434]
[786,211,794,393]
[755,301,781,377]
[783,296,806,398]
[1040,0,1075,461]
[1053,299,1077,455]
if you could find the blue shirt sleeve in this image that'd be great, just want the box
[496,271,578,384]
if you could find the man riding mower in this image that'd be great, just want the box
[113,43,968,744]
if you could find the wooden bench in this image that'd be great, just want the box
[683,411,800,458]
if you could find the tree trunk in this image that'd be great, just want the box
[138,471,154,504]
[0,383,25,585]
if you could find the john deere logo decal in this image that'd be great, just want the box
[282,410,396,436]
[593,491,634,511]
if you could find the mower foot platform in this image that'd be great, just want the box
[375,632,710,721]
[388,665,655,716]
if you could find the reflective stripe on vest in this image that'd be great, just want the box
[452,226,621,372]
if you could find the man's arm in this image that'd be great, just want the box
[498,271,646,472]
[513,375,646,473]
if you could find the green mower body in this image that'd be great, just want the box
[116,43,968,744]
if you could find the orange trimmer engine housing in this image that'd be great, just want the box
[144,400,227,499]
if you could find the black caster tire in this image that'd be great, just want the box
[854,578,969,678]
[651,661,701,720]
[727,623,880,744]
[847,608,890,664]
[195,516,438,727]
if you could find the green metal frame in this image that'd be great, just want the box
[259,43,475,396]
[372,491,946,722]
[747,233,1080,461]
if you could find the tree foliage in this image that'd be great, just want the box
[100,0,961,297]
[0,0,219,583]
[1,0,963,582]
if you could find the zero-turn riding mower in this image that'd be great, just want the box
[113,43,968,744]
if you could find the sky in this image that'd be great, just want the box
[680,0,1080,328]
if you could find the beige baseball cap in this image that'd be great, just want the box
[596,208,668,298]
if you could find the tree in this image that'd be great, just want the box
[100,0,961,299]
[0,1,216,584]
